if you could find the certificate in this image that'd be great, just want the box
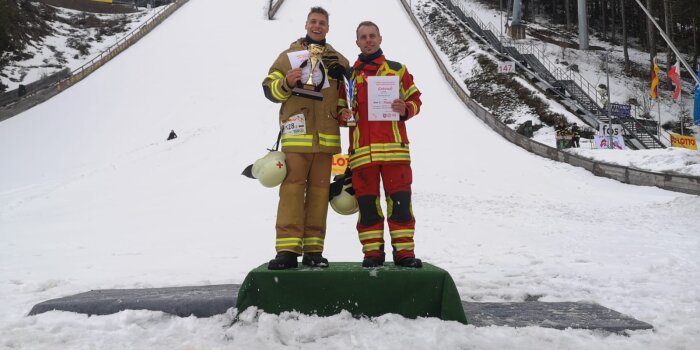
[367,76,400,121]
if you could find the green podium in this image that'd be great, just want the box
[235,262,467,324]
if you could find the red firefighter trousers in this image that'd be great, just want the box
[352,163,416,261]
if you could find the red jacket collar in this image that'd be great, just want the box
[353,55,385,72]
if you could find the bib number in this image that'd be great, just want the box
[282,113,307,135]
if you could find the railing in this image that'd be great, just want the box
[452,0,603,108]
[399,0,699,195]
[69,4,171,79]
[509,41,602,107]
[267,0,285,20]
[1,0,188,122]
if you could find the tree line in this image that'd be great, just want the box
[485,0,699,73]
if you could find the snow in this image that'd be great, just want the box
[1,4,162,91]
[0,0,699,349]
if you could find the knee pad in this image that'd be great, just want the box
[389,191,413,223]
[358,195,382,227]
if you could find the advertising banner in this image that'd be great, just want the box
[599,124,624,137]
[593,135,625,150]
[331,154,349,175]
[670,133,698,151]
[609,103,631,118]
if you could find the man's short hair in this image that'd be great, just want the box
[308,7,329,22]
[356,21,380,38]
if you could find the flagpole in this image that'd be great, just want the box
[633,0,700,87]
[658,100,661,137]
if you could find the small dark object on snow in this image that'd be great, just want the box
[167,129,177,140]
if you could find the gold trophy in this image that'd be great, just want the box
[292,44,327,101]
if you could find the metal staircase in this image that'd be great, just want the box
[557,80,606,116]
[438,0,666,149]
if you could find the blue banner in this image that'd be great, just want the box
[695,70,700,126]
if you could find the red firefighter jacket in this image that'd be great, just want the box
[338,55,422,170]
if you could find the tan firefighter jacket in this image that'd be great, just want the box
[262,39,349,154]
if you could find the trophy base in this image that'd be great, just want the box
[292,87,324,101]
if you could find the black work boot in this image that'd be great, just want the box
[362,255,385,268]
[302,252,329,268]
[395,257,423,268]
[267,252,299,270]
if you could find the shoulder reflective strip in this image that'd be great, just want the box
[359,230,383,240]
[362,242,384,252]
[391,121,402,143]
[393,243,415,251]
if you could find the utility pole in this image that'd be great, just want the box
[606,51,613,149]
[578,0,589,50]
[510,0,525,39]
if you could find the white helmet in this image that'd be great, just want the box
[330,183,358,215]
[252,151,287,188]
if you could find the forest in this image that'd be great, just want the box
[481,0,699,73]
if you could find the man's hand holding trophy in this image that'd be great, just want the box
[290,44,327,101]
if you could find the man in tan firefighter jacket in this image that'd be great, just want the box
[261,7,349,270]
[338,21,423,268]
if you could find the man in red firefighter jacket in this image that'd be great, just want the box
[338,21,423,268]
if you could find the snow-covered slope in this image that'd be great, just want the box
[1,0,699,349]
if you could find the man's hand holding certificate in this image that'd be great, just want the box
[368,76,401,121]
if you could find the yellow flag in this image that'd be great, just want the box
[650,59,659,100]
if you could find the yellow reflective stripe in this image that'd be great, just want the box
[407,101,418,115]
[338,98,348,108]
[349,146,370,168]
[349,155,371,169]
[359,230,383,240]
[319,133,340,147]
[393,242,415,251]
[276,237,302,248]
[281,134,313,147]
[369,143,409,152]
[352,124,361,149]
[270,79,289,101]
[391,121,402,143]
[267,71,284,80]
[372,153,411,162]
[403,84,418,99]
[303,237,324,246]
[362,242,384,252]
[390,229,414,239]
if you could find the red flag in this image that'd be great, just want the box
[651,58,659,100]
[668,60,681,102]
